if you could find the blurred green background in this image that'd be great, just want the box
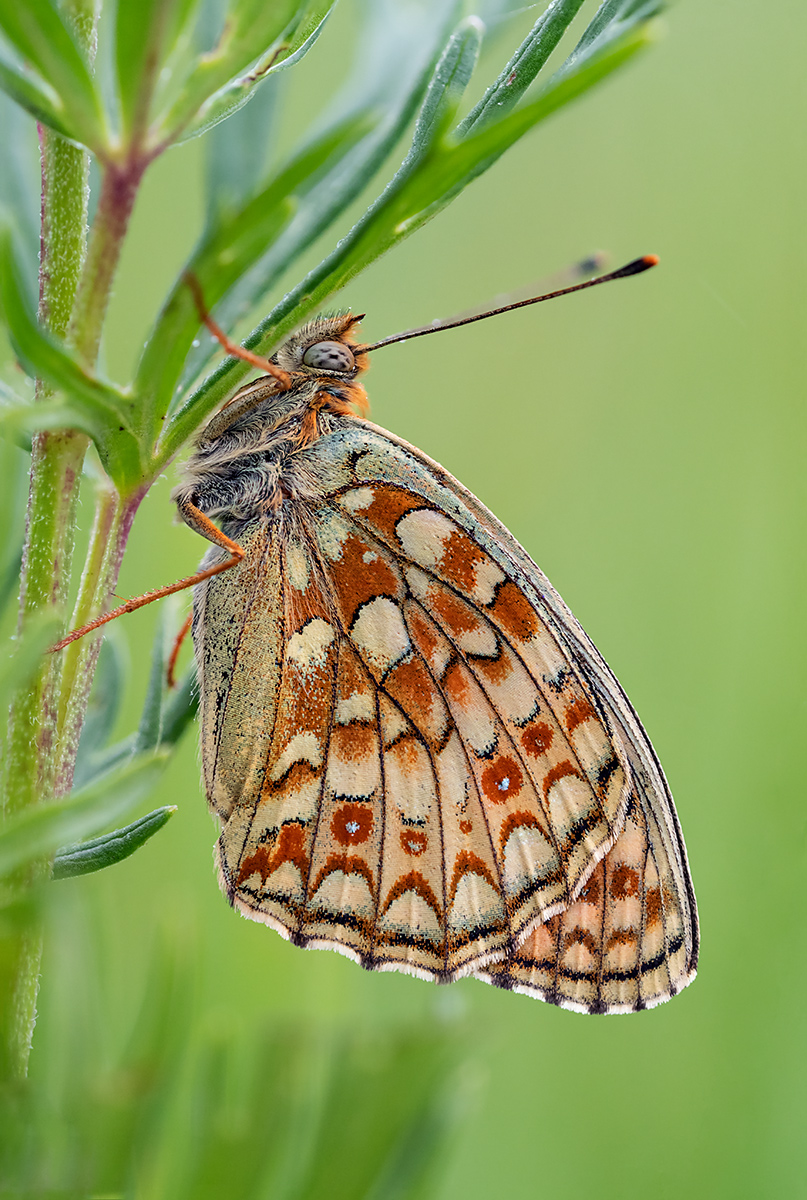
[14,0,807,1196]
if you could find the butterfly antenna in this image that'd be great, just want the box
[357,255,659,353]
[184,271,291,388]
[412,252,609,330]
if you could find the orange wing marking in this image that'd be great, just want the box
[380,870,443,923]
[403,572,622,883]
[395,607,555,949]
[402,596,566,921]
[302,639,383,943]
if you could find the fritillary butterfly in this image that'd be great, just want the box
[167,269,698,1014]
[55,260,698,1012]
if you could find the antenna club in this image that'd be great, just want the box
[610,255,660,280]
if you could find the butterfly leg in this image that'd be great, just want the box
[166,611,193,688]
[184,271,291,389]
[50,501,244,653]
[294,391,363,449]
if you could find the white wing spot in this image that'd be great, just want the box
[285,540,309,591]
[341,486,375,511]
[315,508,352,560]
[351,597,410,677]
[270,731,322,781]
[334,690,375,724]
[286,618,334,668]
[395,508,455,568]
[362,550,377,563]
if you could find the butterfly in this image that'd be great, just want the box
[167,270,699,1015]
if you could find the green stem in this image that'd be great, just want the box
[68,160,146,366]
[55,485,146,795]
[0,0,150,1084]
[5,121,91,817]
[1,125,90,1081]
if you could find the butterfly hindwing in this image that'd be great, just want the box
[194,417,697,1007]
[324,420,697,1005]
[476,787,693,1012]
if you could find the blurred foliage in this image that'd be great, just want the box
[0,920,471,1198]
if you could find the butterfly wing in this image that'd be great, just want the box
[193,418,697,1009]
[476,784,695,1011]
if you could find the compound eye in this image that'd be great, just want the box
[302,340,355,372]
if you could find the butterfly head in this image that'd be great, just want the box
[275,312,369,381]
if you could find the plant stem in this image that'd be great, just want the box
[1,0,149,1082]
[68,159,147,366]
[5,120,91,817]
[55,485,146,795]
[1,123,90,1082]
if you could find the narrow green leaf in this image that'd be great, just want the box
[458,0,587,135]
[204,68,282,222]
[161,665,198,747]
[0,435,27,614]
[137,114,371,445]
[379,19,657,229]
[155,0,462,452]
[154,0,306,144]
[0,91,40,275]
[72,636,127,789]
[0,546,21,615]
[0,225,147,487]
[554,0,662,82]
[0,231,126,422]
[52,806,176,879]
[407,15,482,155]
[0,613,62,727]
[0,0,105,148]
[0,56,73,139]
[177,0,336,144]
[115,0,200,141]
[135,613,168,753]
[0,752,168,879]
